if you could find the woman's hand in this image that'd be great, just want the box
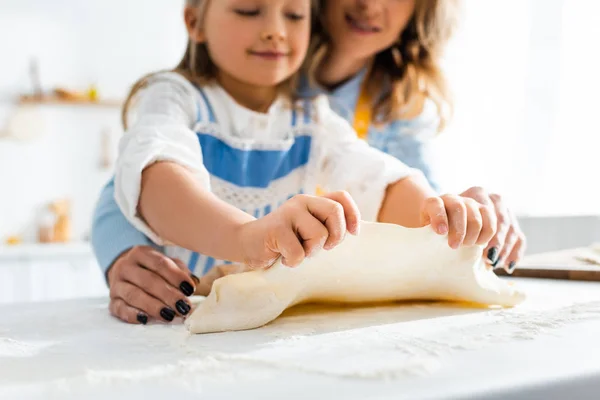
[107,246,196,324]
[460,187,526,274]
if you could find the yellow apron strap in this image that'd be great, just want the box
[316,72,372,196]
[352,76,373,140]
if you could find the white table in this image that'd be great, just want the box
[2,278,600,400]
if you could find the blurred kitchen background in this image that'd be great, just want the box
[0,0,598,304]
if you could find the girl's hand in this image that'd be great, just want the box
[420,193,497,250]
[460,187,527,274]
[107,246,196,325]
[237,191,361,269]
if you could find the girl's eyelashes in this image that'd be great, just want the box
[286,12,305,21]
[234,9,260,17]
[233,9,306,21]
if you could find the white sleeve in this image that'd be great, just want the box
[314,97,423,222]
[114,74,211,245]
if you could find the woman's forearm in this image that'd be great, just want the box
[92,178,156,274]
[139,161,254,262]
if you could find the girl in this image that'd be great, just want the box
[96,0,500,325]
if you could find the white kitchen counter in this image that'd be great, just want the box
[0,243,108,305]
[2,278,600,400]
[0,243,93,261]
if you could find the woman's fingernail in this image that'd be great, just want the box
[508,261,517,274]
[438,224,448,235]
[137,313,148,325]
[492,257,502,268]
[176,300,191,315]
[160,308,176,322]
[487,247,499,264]
[190,274,200,285]
[180,281,194,297]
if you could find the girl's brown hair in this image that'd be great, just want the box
[309,0,460,131]
[123,0,320,129]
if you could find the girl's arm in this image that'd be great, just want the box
[114,74,253,262]
[116,74,358,268]
[316,96,425,224]
[137,160,253,262]
[316,97,497,249]
[377,172,435,227]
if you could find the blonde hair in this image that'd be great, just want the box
[309,0,461,132]
[123,0,319,129]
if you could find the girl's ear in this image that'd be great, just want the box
[184,6,206,43]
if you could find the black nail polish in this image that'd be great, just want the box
[137,313,148,325]
[487,247,499,263]
[160,308,176,322]
[492,257,502,268]
[508,261,517,273]
[180,281,194,297]
[176,300,191,315]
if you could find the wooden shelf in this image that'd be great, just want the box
[19,95,122,108]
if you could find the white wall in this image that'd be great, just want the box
[437,0,600,217]
[1,0,599,245]
[0,0,187,241]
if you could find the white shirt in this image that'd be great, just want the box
[115,72,418,275]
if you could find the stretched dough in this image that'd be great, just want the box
[186,222,526,334]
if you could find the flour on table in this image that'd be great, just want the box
[0,337,54,358]
[210,300,600,379]
[2,298,600,400]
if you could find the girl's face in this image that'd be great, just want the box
[322,0,416,60]
[198,0,311,88]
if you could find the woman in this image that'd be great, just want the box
[92,0,525,324]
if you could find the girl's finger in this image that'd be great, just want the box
[420,196,449,235]
[272,225,306,268]
[302,196,347,250]
[294,214,330,257]
[321,191,361,235]
[441,195,467,249]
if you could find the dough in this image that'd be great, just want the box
[186,222,526,334]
